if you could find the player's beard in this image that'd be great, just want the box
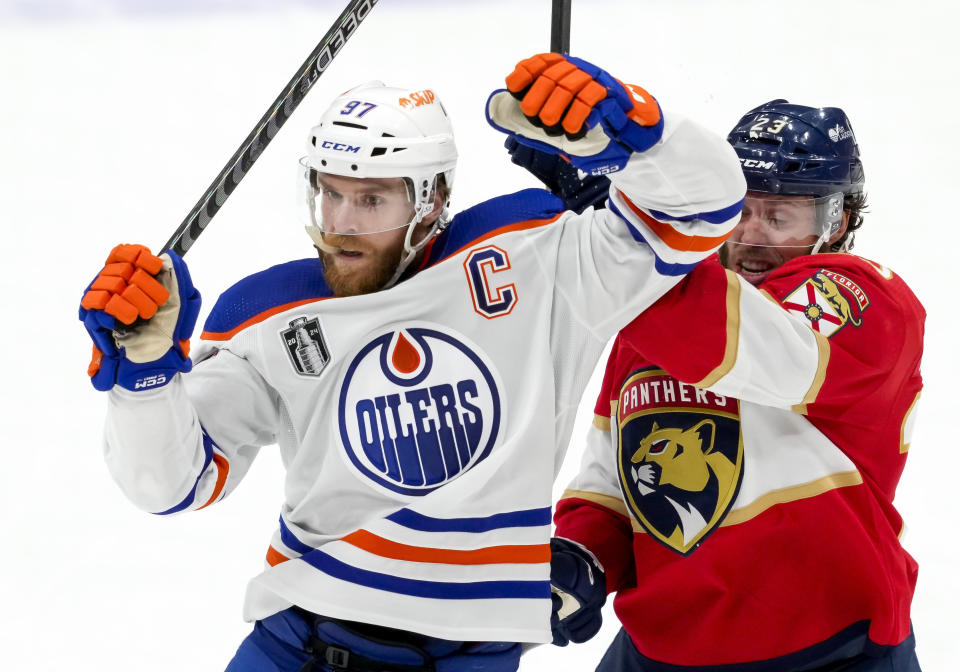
[319,233,404,296]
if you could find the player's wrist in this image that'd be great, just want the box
[112,348,192,392]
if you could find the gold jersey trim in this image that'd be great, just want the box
[900,391,921,453]
[620,407,740,425]
[792,330,831,414]
[762,286,833,414]
[695,269,741,389]
[759,288,778,304]
[593,413,611,431]
[560,489,630,519]
[628,470,863,533]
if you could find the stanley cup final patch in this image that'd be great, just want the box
[616,367,743,556]
[281,316,331,376]
[781,270,869,338]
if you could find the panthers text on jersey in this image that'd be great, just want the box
[101,111,745,643]
[555,253,924,667]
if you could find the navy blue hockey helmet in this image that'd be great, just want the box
[727,100,864,198]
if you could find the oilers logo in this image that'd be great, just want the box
[338,326,502,496]
[616,367,743,556]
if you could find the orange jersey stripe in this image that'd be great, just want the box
[341,529,550,565]
[266,546,290,567]
[197,453,230,510]
[617,190,732,253]
[201,296,332,341]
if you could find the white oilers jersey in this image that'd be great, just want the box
[102,111,745,643]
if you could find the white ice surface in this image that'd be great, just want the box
[1,0,957,669]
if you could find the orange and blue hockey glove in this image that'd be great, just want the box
[79,244,201,392]
[486,53,663,177]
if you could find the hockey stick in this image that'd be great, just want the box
[550,0,571,54]
[160,0,379,257]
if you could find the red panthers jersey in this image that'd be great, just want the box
[555,253,924,668]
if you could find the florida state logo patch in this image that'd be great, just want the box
[338,326,503,496]
[781,270,869,338]
[617,367,743,555]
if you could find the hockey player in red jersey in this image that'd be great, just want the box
[548,100,925,670]
[77,54,746,672]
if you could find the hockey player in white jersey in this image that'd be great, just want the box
[79,53,745,671]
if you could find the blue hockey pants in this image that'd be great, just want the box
[224,607,522,672]
[596,626,921,672]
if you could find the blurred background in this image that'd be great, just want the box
[1,0,957,669]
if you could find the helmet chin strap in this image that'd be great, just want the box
[810,219,845,255]
[383,204,449,289]
[809,231,830,255]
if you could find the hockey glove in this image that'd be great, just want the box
[79,244,201,392]
[550,536,606,647]
[487,53,664,177]
[504,135,610,214]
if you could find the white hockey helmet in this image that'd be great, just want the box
[300,82,457,287]
[301,81,457,230]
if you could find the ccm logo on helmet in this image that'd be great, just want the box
[739,158,775,170]
[338,327,502,496]
[320,140,361,153]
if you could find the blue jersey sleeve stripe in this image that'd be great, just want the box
[301,549,551,600]
[386,507,552,532]
[654,256,702,276]
[202,259,333,337]
[648,198,745,225]
[609,201,703,277]
[609,199,649,244]
[423,190,565,268]
[153,428,216,515]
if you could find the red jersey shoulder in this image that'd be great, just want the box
[760,254,925,344]
[594,334,658,417]
[613,255,733,389]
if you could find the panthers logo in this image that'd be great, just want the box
[617,367,743,555]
